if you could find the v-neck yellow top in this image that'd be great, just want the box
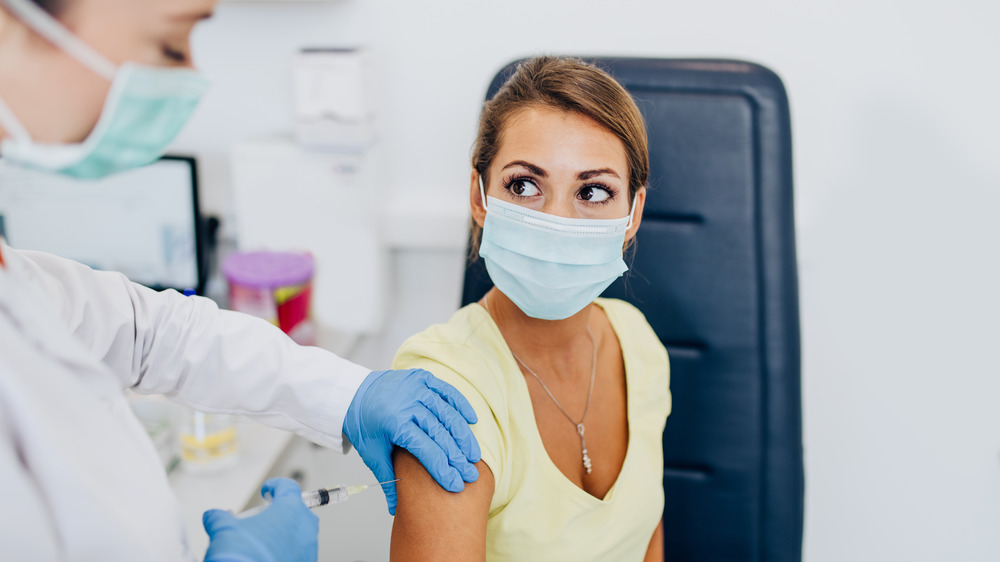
[393,298,671,561]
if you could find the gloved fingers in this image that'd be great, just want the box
[365,448,396,488]
[419,389,482,465]
[202,508,237,534]
[411,407,478,483]
[381,479,398,516]
[396,423,465,493]
[420,371,480,424]
[363,448,400,515]
[262,477,304,501]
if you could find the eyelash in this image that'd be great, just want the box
[162,46,188,64]
[500,174,618,205]
[500,174,535,200]
[580,182,618,205]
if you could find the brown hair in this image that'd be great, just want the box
[30,0,63,15]
[470,56,649,253]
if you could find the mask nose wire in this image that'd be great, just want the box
[481,172,638,229]
[1,0,116,81]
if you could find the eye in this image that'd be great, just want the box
[162,45,189,64]
[505,177,541,198]
[579,185,612,203]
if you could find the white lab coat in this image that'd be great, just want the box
[0,244,371,560]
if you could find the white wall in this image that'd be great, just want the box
[173,1,1000,560]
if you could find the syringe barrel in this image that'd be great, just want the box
[301,486,349,508]
[236,485,356,518]
[300,489,327,509]
[327,486,349,504]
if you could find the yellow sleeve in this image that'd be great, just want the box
[628,302,671,425]
[637,311,671,426]
[393,340,507,489]
[601,298,672,426]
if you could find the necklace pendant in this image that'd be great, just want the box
[578,423,592,474]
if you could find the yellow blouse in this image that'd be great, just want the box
[393,298,671,561]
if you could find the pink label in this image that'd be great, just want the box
[228,283,278,324]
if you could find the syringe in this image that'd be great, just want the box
[235,480,397,519]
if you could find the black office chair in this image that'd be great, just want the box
[461,58,803,562]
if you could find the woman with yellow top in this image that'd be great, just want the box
[391,56,671,561]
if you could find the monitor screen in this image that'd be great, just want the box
[0,156,204,293]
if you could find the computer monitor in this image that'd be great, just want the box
[0,155,206,294]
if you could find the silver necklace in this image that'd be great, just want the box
[484,295,597,474]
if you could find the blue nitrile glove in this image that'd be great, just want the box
[203,478,318,562]
[344,369,481,514]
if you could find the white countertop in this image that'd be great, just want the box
[168,418,295,558]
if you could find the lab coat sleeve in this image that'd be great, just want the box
[13,248,370,452]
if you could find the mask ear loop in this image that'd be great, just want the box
[478,173,490,212]
[1,0,116,81]
[624,192,638,230]
[0,96,32,142]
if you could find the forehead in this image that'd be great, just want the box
[64,0,215,23]
[156,0,216,20]
[496,106,628,174]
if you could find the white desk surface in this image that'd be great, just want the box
[168,418,294,558]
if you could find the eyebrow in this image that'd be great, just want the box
[171,11,214,22]
[501,160,621,181]
[578,168,621,180]
[501,160,547,177]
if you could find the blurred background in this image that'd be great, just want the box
[7,0,998,560]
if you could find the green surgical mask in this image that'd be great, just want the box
[0,0,209,180]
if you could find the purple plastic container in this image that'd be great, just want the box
[222,251,315,289]
[222,251,316,344]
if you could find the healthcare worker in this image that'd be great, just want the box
[0,0,481,560]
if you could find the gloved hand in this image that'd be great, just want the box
[344,369,481,514]
[203,478,318,562]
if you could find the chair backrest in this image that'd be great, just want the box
[461,58,803,562]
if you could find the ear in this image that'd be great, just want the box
[624,186,646,243]
[470,170,487,228]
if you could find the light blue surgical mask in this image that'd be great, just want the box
[478,176,637,321]
[0,0,208,180]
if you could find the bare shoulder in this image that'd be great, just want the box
[390,450,496,562]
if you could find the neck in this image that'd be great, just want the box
[484,288,598,380]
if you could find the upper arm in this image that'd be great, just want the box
[14,249,141,385]
[643,519,664,561]
[391,335,506,560]
[391,449,495,561]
